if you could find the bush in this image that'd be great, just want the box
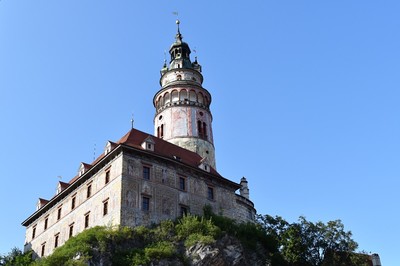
[144,241,176,260]
[176,214,220,240]
[184,233,215,248]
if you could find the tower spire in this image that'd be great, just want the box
[153,22,216,169]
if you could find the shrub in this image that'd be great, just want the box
[176,214,220,240]
[184,233,215,248]
[144,241,176,260]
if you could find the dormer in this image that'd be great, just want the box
[199,158,210,173]
[56,181,70,195]
[36,198,49,211]
[141,136,155,152]
[104,141,116,155]
[78,163,91,177]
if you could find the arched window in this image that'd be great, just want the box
[160,124,164,138]
[198,93,204,104]
[157,96,163,108]
[203,122,207,139]
[172,90,179,103]
[180,90,188,102]
[164,92,170,105]
[189,91,197,103]
[197,120,203,139]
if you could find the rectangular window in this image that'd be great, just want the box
[84,212,90,228]
[87,184,92,198]
[71,196,76,210]
[69,223,74,238]
[32,226,36,239]
[103,200,109,216]
[105,170,110,184]
[207,187,214,200]
[41,243,45,257]
[44,216,49,230]
[143,166,150,180]
[179,177,186,191]
[180,206,188,217]
[57,207,62,220]
[142,196,150,211]
[54,233,59,248]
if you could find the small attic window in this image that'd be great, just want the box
[36,198,48,211]
[199,161,210,173]
[104,141,113,155]
[141,136,155,151]
[79,165,85,176]
[78,163,90,177]
[56,184,62,194]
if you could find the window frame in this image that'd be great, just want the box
[105,170,110,184]
[57,207,62,221]
[180,205,189,217]
[44,216,49,230]
[71,194,76,210]
[179,176,186,191]
[84,212,90,228]
[54,233,60,248]
[103,198,109,216]
[69,223,74,239]
[142,196,150,211]
[207,186,214,200]
[143,165,151,180]
[87,183,92,198]
[32,225,37,239]
[41,243,46,257]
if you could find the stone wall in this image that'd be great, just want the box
[24,154,123,258]
[120,151,252,227]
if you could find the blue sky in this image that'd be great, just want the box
[1,1,399,264]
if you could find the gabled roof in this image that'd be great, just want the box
[23,127,240,227]
[58,181,70,191]
[38,198,49,205]
[117,128,222,177]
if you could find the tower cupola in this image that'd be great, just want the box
[153,21,216,169]
[168,20,193,70]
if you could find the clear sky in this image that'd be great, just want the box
[1,1,398,264]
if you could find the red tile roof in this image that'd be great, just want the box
[58,181,70,191]
[117,128,222,177]
[23,127,240,227]
[38,198,49,205]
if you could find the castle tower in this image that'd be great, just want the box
[153,20,216,169]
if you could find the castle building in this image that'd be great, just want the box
[22,21,256,258]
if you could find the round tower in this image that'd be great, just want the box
[153,20,216,169]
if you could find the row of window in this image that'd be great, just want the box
[32,169,111,240]
[143,166,188,191]
[141,165,214,200]
[156,121,208,141]
[141,195,190,217]
[36,198,110,257]
[156,89,209,110]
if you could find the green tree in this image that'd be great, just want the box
[257,215,363,266]
[0,247,33,266]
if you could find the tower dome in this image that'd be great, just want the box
[153,21,216,169]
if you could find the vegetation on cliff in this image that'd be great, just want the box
[1,207,371,266]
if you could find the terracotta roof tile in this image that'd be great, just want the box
[117,128,222,177]
[58,181,70,191]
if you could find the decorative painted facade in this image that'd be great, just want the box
[154,20,216,169]
[22,21,255,258]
